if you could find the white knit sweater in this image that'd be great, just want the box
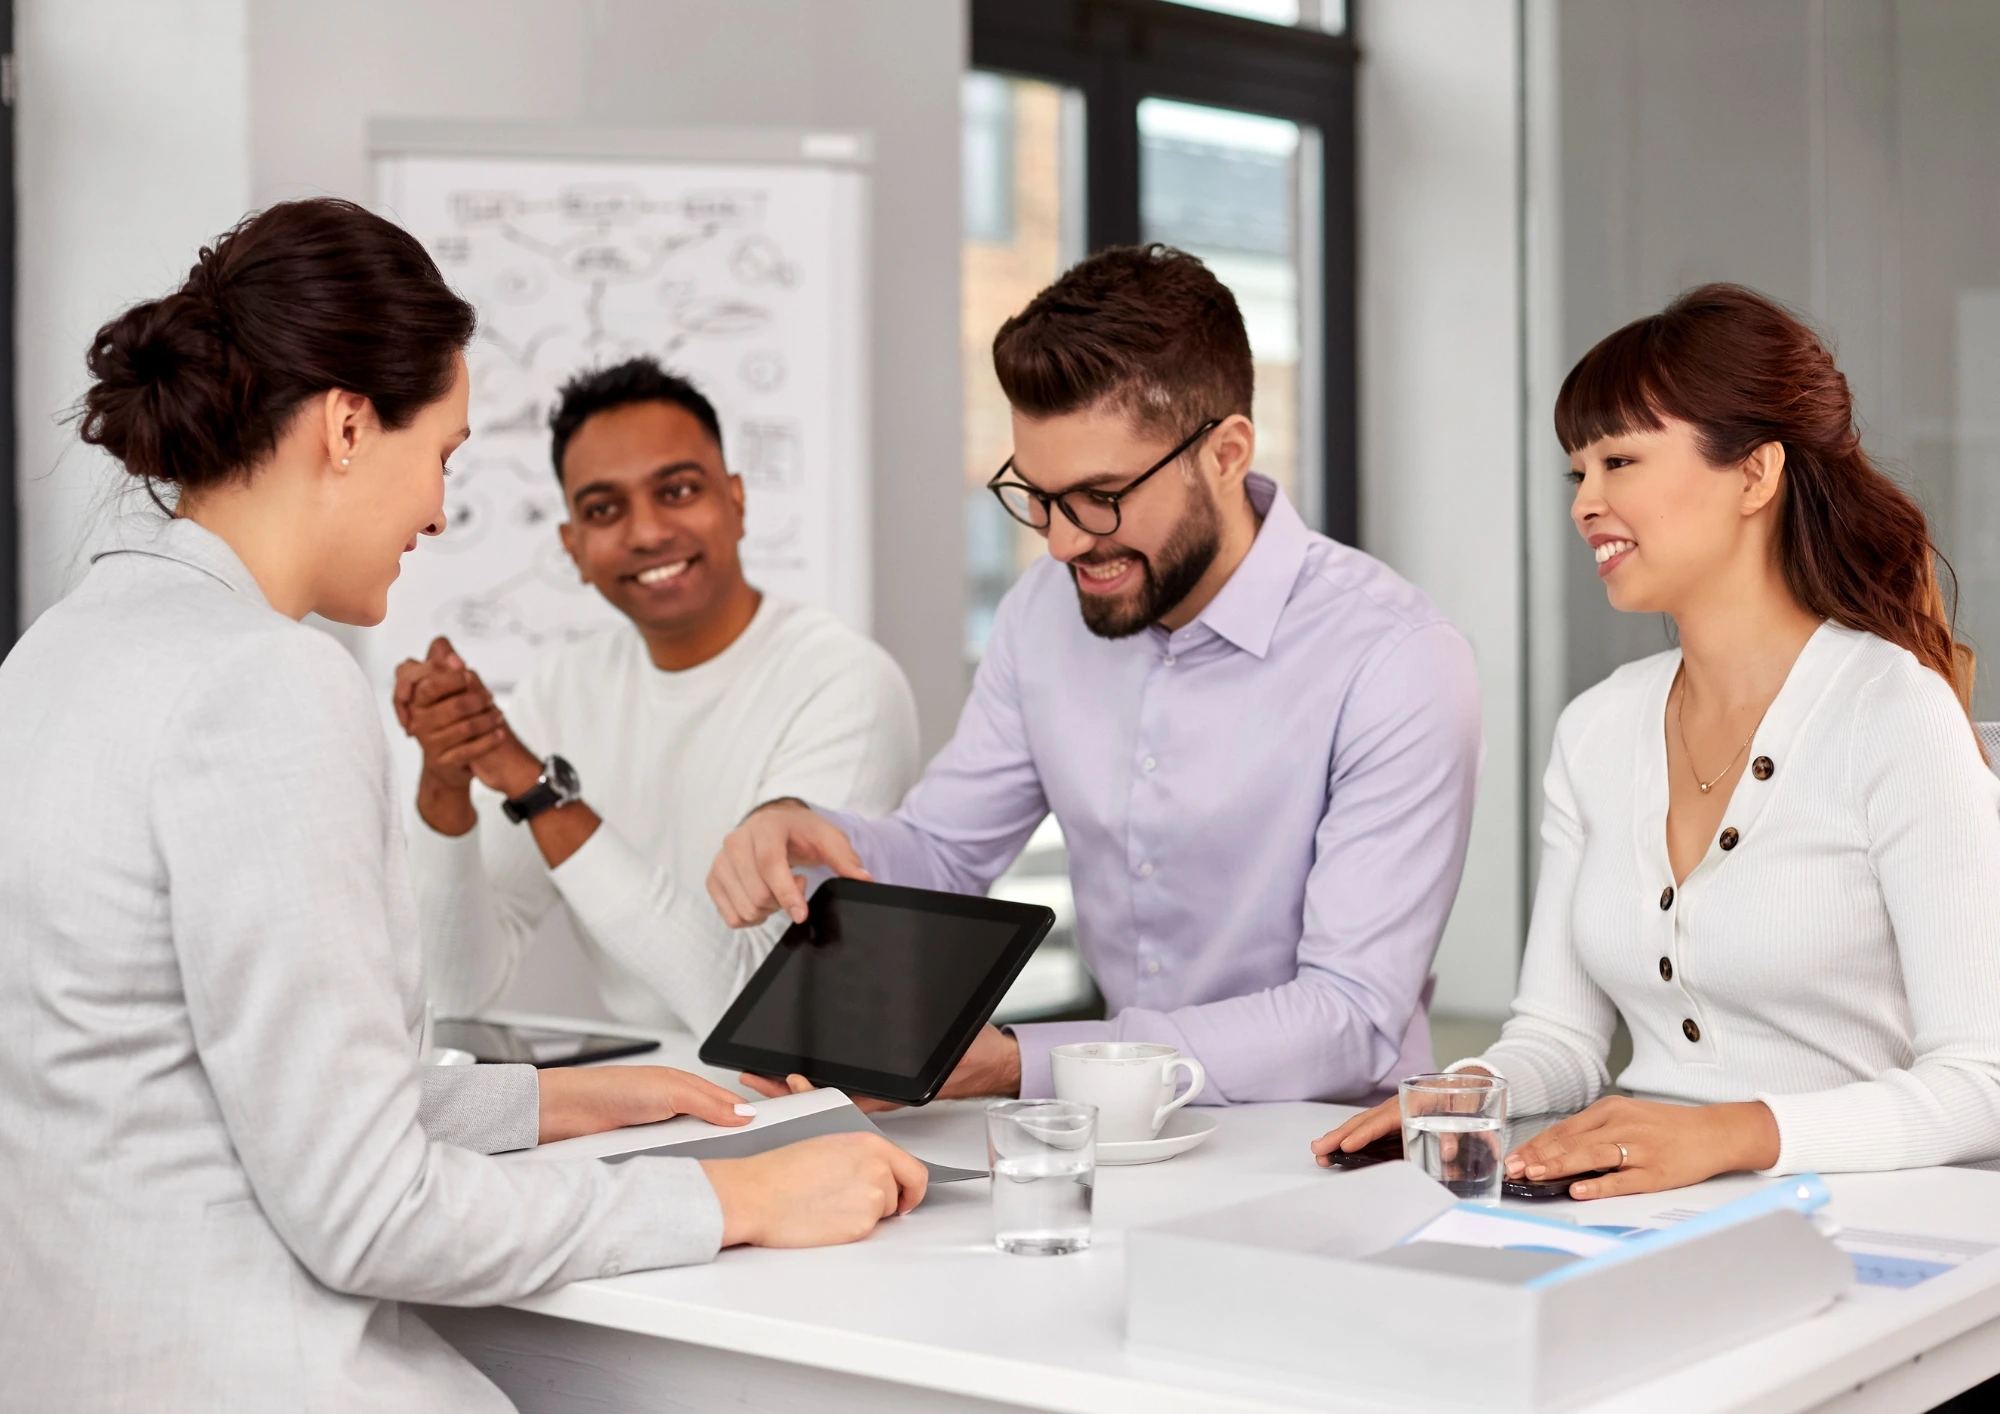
[1469,623,2000,1175]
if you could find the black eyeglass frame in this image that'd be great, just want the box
[985,418,1223,536]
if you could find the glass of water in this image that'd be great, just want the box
[986,1099,1095,1255]
[1400,1072,1508,1204]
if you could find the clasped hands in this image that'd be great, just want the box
[392,635,545,814]
[1310,1076,1782,1200]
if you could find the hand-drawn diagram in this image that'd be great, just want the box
[365,150,863,696]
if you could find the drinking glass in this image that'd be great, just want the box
[986,1099,1096,1255]
[1400,1073,1508,1204]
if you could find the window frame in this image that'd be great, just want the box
[970,0,1359,544]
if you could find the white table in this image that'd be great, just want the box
[422,1018,2000,1413]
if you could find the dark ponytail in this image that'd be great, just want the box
[1554,283,1975,713]
[79,198,475,492]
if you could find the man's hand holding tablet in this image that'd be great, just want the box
[739,1031,1023,1114]
[704,834,1054,1106]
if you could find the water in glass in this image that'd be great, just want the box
[1405,1112,1504,1203]
[991,1153,1094,1255]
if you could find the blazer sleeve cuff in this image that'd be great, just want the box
[602,1157,727,1272]
[419,1063,540,1154]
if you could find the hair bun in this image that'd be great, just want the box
[79,265,260,487]
[75,198,476,495]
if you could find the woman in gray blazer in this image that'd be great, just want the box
[0,199,926,1412]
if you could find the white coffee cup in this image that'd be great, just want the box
[1049,1042,1205,1143]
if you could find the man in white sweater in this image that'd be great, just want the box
[398,360,920,1035]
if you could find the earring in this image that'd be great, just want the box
[340,457,351,466]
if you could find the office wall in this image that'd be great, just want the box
[245,0,967,754]
[1556,0,2000,712]
[14,0,251,623]
[1357,0,1523,1018]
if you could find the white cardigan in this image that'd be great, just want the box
[1470,623,2000,1174]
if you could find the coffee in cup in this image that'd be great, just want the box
[1049,1042,1205,1143]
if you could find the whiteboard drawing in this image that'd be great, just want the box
[363,146,868,696]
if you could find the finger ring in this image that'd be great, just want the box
[1615,1143,1629,1169]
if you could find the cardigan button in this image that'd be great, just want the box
[1752,756,1774,781]
[1682,1018,1701,1043]
[1719,827,1740,851]
[1659,886,1674,910]
[1659,956,1674,982]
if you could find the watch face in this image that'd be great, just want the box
[547,755,581,801]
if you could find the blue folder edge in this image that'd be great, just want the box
[1518,1173,1830,1289]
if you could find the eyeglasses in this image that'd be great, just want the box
[986,419,1222,537]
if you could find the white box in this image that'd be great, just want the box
[1125,1161,1851,1411]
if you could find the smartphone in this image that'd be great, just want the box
[433,1019,661,1069]
[1321,1131,1405,1170]
[1502,1169,1614,1201]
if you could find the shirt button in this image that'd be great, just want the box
[1659,886,1674,911]
[1752,756,1774,781]
[1719,828,1740,851]
[1143,756,1157,772]
[1138,861,1155,878]
[1659,956,1673,982]
[1682,1018,1701,1043]
[1145,958,1161,976]
[1162,655,1176,667]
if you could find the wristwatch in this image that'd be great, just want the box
[501,754,582,823]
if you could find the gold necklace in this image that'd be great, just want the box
[1674,671,1766,794]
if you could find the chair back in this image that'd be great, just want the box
[1978,723,2000,775]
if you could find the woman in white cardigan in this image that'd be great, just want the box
[1314,283,2000,1197]
[0,200,925,1412]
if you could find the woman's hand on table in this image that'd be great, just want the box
[1309,1081,1784,1199]
[1309,1092,1405,1166]
[1308,1066,1502,1166]
[1504,1096,1779,1199]
[536,1065,755,1145]
[703,1133,929,1247]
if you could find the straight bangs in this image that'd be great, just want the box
[1552,315,1675,454]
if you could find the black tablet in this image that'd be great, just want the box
[699,878,1056,1105]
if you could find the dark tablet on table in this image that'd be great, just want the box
[699,878,1056,1105]
[433,1019,660,1068]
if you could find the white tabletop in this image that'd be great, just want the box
[478,1014,2000,1413]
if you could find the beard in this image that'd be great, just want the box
[1071,477,1223,639]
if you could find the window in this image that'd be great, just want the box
[963,0,1357,666]
[961,73,1084,664]
[1138,97,1316,517]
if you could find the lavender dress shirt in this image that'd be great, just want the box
[822,476,1481,1103]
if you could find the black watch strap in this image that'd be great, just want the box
[502,755,579,824]
[501,780,559,824]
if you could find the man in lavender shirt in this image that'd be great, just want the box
[710,246,1481,1106]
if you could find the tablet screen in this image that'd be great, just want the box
[701,879,1056,1104]
[729,898,1023,1075]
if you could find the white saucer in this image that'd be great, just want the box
[1096,1111,1218,1165]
